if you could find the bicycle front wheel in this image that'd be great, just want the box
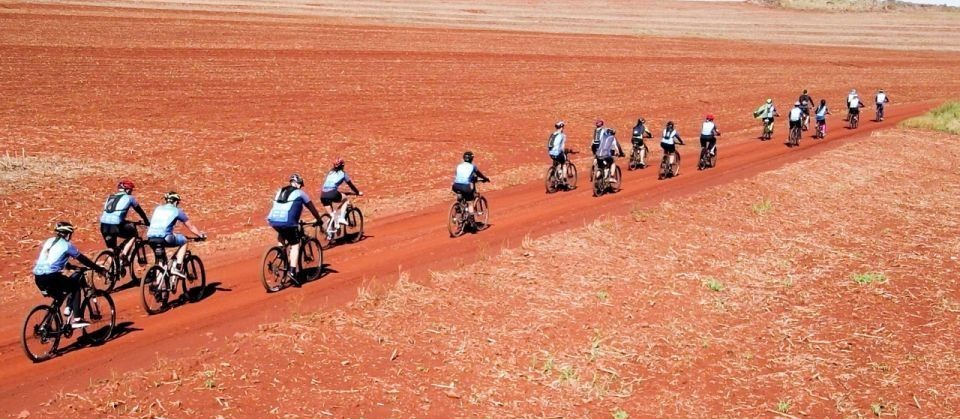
[566,162,578,189]
[261,246,287,292]
[21,305,61,362]
[545,167,558,194]
[81,291,115,345]
[317,214,333,248]
[474,196,490,228]
[184,255,206,302]
[346,208,364,243]
[93,250,118,292]
[300,238,323,281]
[140,266,167,315]
[448,203,466,237]
[610,166,622,192]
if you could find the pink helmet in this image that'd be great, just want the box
[705,114,715,121]
[117,179,135,190]
[333,157,345,169]
[595,119,604,128]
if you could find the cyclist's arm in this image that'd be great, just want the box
[74,252,103,272]
[644,129,653,138]
[474,168,490,183]
[304,201,323,221]
[133,204,150,225]
[345,180,361,195]
[675,135,684,145]
[183,220,205,238]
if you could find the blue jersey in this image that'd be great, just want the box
[267,188,311,227]
[321,171,351,192]
[454,162,476,185]
[147,204,189,238]
[33,237,80,275]
[99,192,138,225]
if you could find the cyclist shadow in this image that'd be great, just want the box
[325,233,371,249]
[55,321,141,358]
[112,278,143,293]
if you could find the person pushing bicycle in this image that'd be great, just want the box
[267,174,324,283]
[547,120,568,183]
[33,222,106,329]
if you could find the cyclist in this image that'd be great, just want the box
[33,222,106,328]
[320,158,363,236]
[661,120,684,165]
[756,98,780,138]
[452,151,490,215]
[788,102,803,138]
[267,174,324,282]
[146,192,206,279]
[631,118,653,167]
[99,179,150,264]
[700,114,720,156]
[815,99,831,137]
[846,89,864,121]
[875,89,890,121]
[591,119,607,154]
[547,120,568,184]
[594,127,625,182]
[798,89,814,129]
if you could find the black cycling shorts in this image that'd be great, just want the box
[550,153,567,165]
[848,107,860,115]
[320,190,343,206]
[595,156,614,170]
[100,222,138,249]
[273,226,302,245]
[452,183,475,202]
[34,272,82,300]
[661,142,677,154]
[789,120,801,129]
[699,135,716,149]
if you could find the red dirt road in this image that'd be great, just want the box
[0,100,937,414]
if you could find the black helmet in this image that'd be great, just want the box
[666,121,675,128]
[463,151,474,163]
[637,118,645,125]
[555,120,565,129]
[164,191,181,203]
[289,173,304,185]
[54,221,75,236]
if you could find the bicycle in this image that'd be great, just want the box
[788,122,801,147]
[261,221,323,292]
[140,236,207,314]
[448,184,489,238]
[760,118,774,141]
[627,142,649,170]
[93,221,154,292]
[658,145,683,180]
[318,194,364,248]
[591,159,622,197]
[698,144,717,170]
[815,120,826,139]
[875,103,885,122]
[545,158,577,193]
[848,111,860,129]
[21,266,116,362]
[801,112,810,132]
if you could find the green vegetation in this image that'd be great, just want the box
[777,400,792,413]
[704,278,724,292]
[901,101,960,135]
[612,408,629,419]
[852,272,887,285]
[752,197,773,215]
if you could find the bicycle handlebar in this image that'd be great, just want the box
[188,236,207,242]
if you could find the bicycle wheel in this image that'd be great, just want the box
[610,165,622,192]
[709,147,718,168]
[298,238,323,281]
[566,162,578,189]
[671,153,681,177]
[93,250,118,292]
[261,246,287,292]
[184,255,206,302]
[130,241,156,284]
[658,157,668,180]
[140,266,167,314]
[346,207,364,243]
[592,166,604,196]
[474,196,490,228]
[698,148,708,170]
[448,202,466,237]
[21,305,61,362]
[317,214,333,248]
[545,167,557,193]
[80,291,115,345]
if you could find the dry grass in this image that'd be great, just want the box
[749,0,950,12]
[0,150,146,195]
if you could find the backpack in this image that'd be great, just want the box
[547,131,560,150]
[275,186,296,203]
[104,193,125,212]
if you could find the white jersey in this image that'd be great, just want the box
[700,121,716,136]
[789,107,803,122]
[876,93,887,104]
[848,95,860,108]
[661,128,680,145]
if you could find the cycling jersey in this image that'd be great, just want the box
[700,121,716,136]
[661,128,680,145]
[595,133,619,159]
[267,187,312,227]
[147,204,189,238]
[798,94,813,110]
[632,124,649,143]
[876,93,887,104]
[762,104,777,119]
[548,130,566,157]
[32,237,80,275]
[848,95,860,108]
[322,170,351,192]
[816,104,829,120]
[789,108,803,122]
[591,127,607,152]
[454,162,476,185]
[99,192,138,225]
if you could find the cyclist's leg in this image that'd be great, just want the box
[167,234,188,270]
[118,222,138,260]
[100,223,118,253]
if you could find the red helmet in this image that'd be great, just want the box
[117,179,135,190]
[333,157,345,169]
[595,119,604,128]
[705,114,715,121]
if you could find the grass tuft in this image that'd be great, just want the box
[612,408,629,419]
[752,197,773,215]
[704,277,724,292]
[901,101,960,135]
[852,272,887,285]
[776,400,791,413]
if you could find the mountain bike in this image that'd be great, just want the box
[815,120,826,139]
[261,221,324,292]
[628,142,648,170]
[448,184,489,237]
[760,118,774,140]
[591,159,622,197]
[801,112,810,131]
[545,159,577,193]
[849,111,859,129]
[140,237,207,314]
[658,145,683,180]
[875,103,885,121]
[698,144,717,170]
[788,122,801,147]
[21,266,115,362]
[93,221,154,292]
[318,194,364,248]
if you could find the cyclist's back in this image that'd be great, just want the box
[33,222,103,327]
[452,151,488,204]
[99,180,149,251]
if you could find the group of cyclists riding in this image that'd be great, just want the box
[757,88,891,141]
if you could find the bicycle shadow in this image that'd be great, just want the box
[55,321,141,359]
[326,233,371,248]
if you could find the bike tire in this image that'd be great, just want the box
[317,214,333,248]
[610,165,622,192]
[448,202,466,238]
[671,153,681,177]
[140,266,167,315]
[80,291,115,345]
[698,148,708,170]
[545,167,557,193]
[130,241,155,284]
[261,246,287,293]
[566,162,578,189]
[346,208,364,243]
[184,254,206,302]
[474,196,490,229]
[592,165,603,196]
[93,250,118,293]
[21,305,61,363]
[299,238,323,281]
[710,148,718,168]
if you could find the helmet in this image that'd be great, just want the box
[794,101,801,106]
[117,179,135,191]
[705,114,715,121]
[555,120,565,129]
[802,89,808,94]
[851,89,857,94]
[595,119,604,128]
[332,158,345,169]
[54,221,75,236]
[289,173,304,185]
[666,121,675,128]
[637,118,646,125]
[607,128,616,135]
[766,98,773,104]
[462,151,474,163]
[879,89,884,93]
[164,191,181,203]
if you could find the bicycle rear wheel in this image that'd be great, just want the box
[698,148,708,170]
[671,153,681,177]
[261,246,287,292]
[93,250,118,292]
[184,255,206,302]
[140,266,167,314]
[21,305,61,362]
[346,208,364,243]
[448,203,466,237]
[474,196,490,229]
[130,241,156,284]
[545,167,558,193]
[80,291,115,345]
[299,238,323,281]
